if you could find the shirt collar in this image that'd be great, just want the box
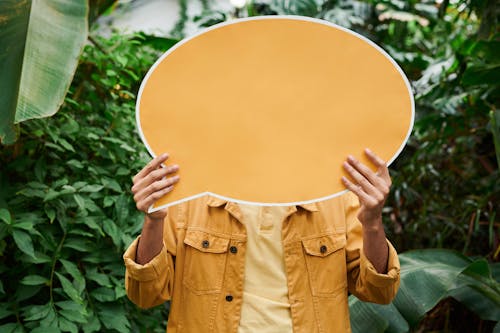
[206,197,318,212]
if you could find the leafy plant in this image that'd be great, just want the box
[0,0,118,145]
[349,249,500,332]
[0,33,176,333]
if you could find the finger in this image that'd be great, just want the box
[131,164,179,194]
[364,149,392,187]
[133,153,169,184]
[365,148,390,177]
[341,176,375,206]
[346,155,384,188]
[134,175,180,203]
[138,185,175,212]
[347,155,391,195]
[343,161,379,196]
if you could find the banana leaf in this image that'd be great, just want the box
[350,249,500,333]
[0,0,88,145]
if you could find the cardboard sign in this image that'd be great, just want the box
[136,16,414,211]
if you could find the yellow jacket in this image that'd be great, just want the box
[124,192,400,333]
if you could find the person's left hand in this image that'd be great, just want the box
[341,148,392,228]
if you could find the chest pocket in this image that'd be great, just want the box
[302,234,347,296]
[183,229,230,294]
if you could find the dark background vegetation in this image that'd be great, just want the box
[0,0,498,332]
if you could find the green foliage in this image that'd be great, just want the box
[0,33,177,332]
[349,249,500,332]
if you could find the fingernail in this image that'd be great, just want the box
[347,155,355,161]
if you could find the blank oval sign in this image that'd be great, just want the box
[137,16,414,211]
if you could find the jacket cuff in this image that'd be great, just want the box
[360,240,400,288]
[123,236,169,282]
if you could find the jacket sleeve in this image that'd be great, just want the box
[343,192,400,304]
[123,205,180,309]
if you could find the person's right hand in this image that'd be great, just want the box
[131,153,180,221]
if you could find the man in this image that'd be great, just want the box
[124,148,400,332]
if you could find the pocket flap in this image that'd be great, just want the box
[184,229,229,253]
[302,234,346,257]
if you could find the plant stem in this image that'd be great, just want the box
[49,231,67,303]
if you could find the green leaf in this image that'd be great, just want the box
[0,305,13,320]
[31,326,61,333]
[0,208,11,225]
[80,184,104,193]
[0,323,21,333]
[12,229,35,258]
[0,0,89,144]
[58,138,75,152]
[59,309,87,324]
[39,305,58,327]
[101,178,122,192]
[24,303,51,321]
[44,189,62,202]
[393,250,470,326]
[15,285,43,302]
[21,274,49,286]
[462,64,500,86]
[82,312,101,333]
[448,260,500,321]
[63,237,93,252]
[0,0,30,144]
[55,272,82,304]
[86,267,112,287]
[55,300,87,314]
[12,220,34,231]
[348,297,389,333]
[350,249,473,332]
[59,259,85,287]
[103,196,115,207]
[27,251,52,264]
[91,287,115,302]
[45,206,56,223]
[98,304,130,332]
[67,159,84,169]
[103,219,120,247]
[58,316,78,333]
[114,194,129,225]
[73,194,86,211]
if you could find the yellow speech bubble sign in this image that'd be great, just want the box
[137,16,414,211]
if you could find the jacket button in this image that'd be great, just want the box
[230,246,238,254]
[225,295,233,302]
[202,240,210,248]
[320,245,327,254]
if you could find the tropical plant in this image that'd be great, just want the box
[0,0,116,145]
[349,249,500,332]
